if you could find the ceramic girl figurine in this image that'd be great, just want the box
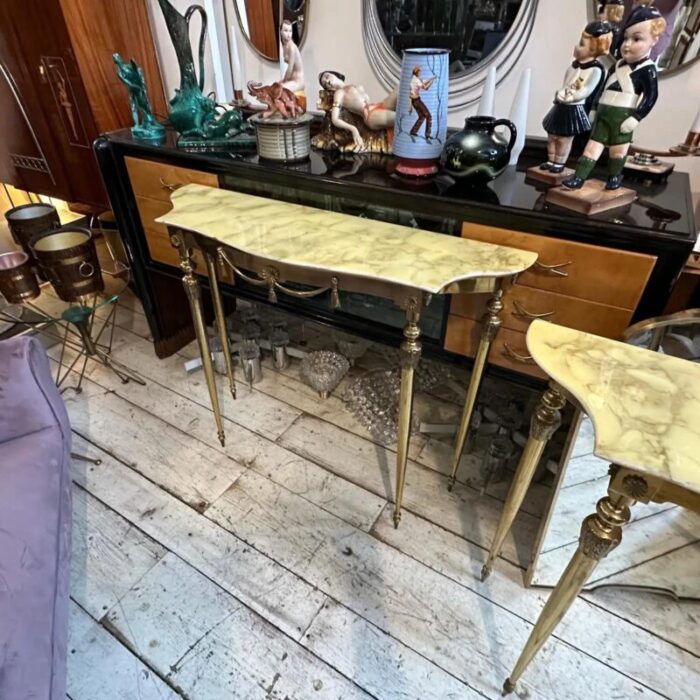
[540,21,613,174]
[279,19,306,110]
[563,6,666,191]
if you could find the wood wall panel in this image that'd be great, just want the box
[244,0,279,60]
[58,0,168,134]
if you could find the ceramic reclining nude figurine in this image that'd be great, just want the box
[563,6,666,191]
[313,71,397,152]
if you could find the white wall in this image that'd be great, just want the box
[149,0,700,203]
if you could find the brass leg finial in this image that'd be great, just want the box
[481,383,566,580]
[206,250,236,400]
[394,296,423,528]
[448,288,504,491]
[506,476,634,690]
[171,231,226,447]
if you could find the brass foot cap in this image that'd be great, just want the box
[502,678,516,696]
[393,512,401,529]
[218,431,226,447]
[480,564,491,582]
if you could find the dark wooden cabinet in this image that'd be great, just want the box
[0,0,166,208]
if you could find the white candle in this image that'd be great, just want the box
[229,23,245,93]
[692,102,700,133]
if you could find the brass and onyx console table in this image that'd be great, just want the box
[157,183,537,526]
[480,320,700,693]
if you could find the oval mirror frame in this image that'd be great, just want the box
[362,0,539,111]
[233,0,310,63]
[589,0,700,76]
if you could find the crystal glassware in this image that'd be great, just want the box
[334,333,371,366]
[300,350,349,399]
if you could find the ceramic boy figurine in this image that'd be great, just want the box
[540,21,613,174]
[563,6,666,191]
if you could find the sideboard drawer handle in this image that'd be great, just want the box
[159,177,180,192]
[512,300,555,320]
[534,260,572,277]
[503,343,535,364]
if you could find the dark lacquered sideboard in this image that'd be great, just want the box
[94,128,697,385]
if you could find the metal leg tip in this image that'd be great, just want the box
[218,431,226,447]
[502,679,516,696]
[447,477,456,492]
[480,564,492,582]
[393,511,401,529]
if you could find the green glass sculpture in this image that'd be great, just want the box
[113,54,166,142]
[156,0,253,149]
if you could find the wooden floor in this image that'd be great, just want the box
[29,288,700,700]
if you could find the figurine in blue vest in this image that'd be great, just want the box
[563,6,666,191]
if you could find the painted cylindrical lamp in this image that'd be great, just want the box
[393,48,449,177]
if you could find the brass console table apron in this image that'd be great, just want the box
[157,184,537,527]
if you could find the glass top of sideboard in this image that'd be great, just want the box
[108,129,697,243]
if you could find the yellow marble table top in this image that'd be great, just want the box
[527,320,700,495]
[157,184,537,294]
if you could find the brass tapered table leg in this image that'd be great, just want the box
[448,287,504,491]
[503,479,634,695]
[481,383,566,581]
[394,296,422,528]
[206,249,236,400]
[171,232,226,447]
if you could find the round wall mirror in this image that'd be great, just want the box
[363,0,539,110]
[591,1,700,74]
[233,0,308,62]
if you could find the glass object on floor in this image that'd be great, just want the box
[300,350,350,399]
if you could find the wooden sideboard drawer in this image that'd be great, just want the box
[126,156,218,203]
[461,223,655,310]
[444,314,546,380]
[134,195,211,275]
[451,285,633,339]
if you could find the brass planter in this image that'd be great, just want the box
[30,226,104,303]
[0,251,40,304]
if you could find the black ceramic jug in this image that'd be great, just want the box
[441,116,517,183]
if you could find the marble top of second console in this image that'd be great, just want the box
[157,184,537,294]
[527,320,700,495]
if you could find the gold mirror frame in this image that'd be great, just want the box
[590,0,700,76]
[232,0,310,64]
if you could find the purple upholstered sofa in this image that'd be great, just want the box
[0,336,72,699]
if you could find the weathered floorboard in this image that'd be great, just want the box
[106,553,372,699]
[70,435,326,640]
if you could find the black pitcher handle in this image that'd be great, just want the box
[185,5,208,93]
[494,118,517,155]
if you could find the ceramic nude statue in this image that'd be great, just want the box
[563,6,666,191]
[540,21,613,174]
[279,19,306,110]
[316,71,397,151]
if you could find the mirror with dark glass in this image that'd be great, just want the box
[592,0,700,73]
[364,1,537,109]
[375,0,524,76]
[233,0,308,62]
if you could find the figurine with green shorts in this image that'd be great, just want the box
[563,6,666,191]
